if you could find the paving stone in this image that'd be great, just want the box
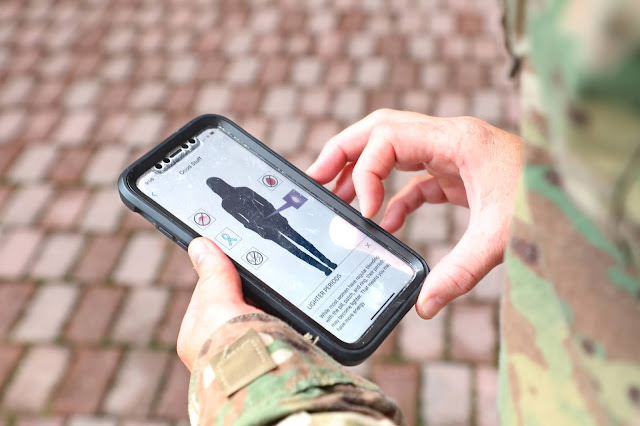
[72,235,124,283]
[250,8,281,33]
[472,263,504,302]
[113,232,167,286]
[64,79,101,108]
[0,346,23,391]
[40,189,90,229]
[128,81,167,109]
[435,92,469,117]
[262,86,296,117]
[12,283,78,343]
[195,83,230,114]
[15,417,64,426]
[473,89,502,125]
[30,81,65,108]
[230,87,262,114]
[0,229,43,279]
[356,58,388,88]
[3,346,69,412]
[23,109,60,141]
[239,116,269,141]
[333,87,365,123]
[450,303,496,362]
[101,56,133,81]
[305,120,340,153]
[398,307,445,361]
[223,33,253,56]
[51,348,121,414]
[326,61,352,87]
[0,110,25,144]
[406,203,450,243]
[0,76,34,106]
[7,145,57,183]
[122,422,168,426]
[53,111,96,145]
[158,245,198,288]
[84,146,130,185]
[102,350,169,416]
[372,363,419,425]
[31,233,84,280]
[0,284,34,337]
[267,119,305,154]
[476,366,499,426]
[421,63,449,90]
[48,148,92,184]
[65,286,125,343]
[389,62,417,90]
[122,112,166,147]
[81,188,125,234]
[155,357,190,419]
[368,90,397,112]
[421,363,471,426]
[111,288,169,344]
[402,90,431,113]
[67,417,116,426]
[167,55,198,84]
[226,57,260,85]
[430,12,455,35]
[1,185,53,226]
[155,290,192,347]
[292,57,323,87]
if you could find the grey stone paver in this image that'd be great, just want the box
[0,0,518,423]
[12,283,78,343]
[3,346,69,412]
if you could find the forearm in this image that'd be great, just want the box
[188,313,404,426]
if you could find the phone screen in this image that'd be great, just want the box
[137,127,415,343]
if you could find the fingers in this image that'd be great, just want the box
[351,122,453,217]
[306,109,432,183]
[380,175,446,232]
[188,237,244,304]
[416,218,506,319]
[332,162,357,203]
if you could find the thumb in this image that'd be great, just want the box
[416,221,505,318]
[188,237,244,304]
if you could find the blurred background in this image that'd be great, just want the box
[0,0,519,425]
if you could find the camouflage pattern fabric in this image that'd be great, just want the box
[188,313,404,425]
[500,0,640,425]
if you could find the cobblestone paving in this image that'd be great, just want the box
[0,0,519,425]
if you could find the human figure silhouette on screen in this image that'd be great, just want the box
[206,177,338,276]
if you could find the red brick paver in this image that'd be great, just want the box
[0,0,517,424]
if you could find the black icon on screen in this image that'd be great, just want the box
[207,177,337,276]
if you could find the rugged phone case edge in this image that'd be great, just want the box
[117,114,429,365]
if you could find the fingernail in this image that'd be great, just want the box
[305,163,317,175]
[188,238,208,266]
[419,297,441,319]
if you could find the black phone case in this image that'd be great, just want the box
[118,114,429,365]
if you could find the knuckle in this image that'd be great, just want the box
[369,123,395,144]
[446,263,479,296]
[458,116,492,141]
[370,108,396,121]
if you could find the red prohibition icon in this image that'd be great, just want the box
[262,174,279,187]
[193,212,211,226]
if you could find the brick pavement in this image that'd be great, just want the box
[0,0,518,425]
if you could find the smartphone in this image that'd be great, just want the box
[118,114,428,365]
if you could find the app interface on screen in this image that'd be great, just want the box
[137,127,415,343]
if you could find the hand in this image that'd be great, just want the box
[177,237,262,371]
[307,109,522,319]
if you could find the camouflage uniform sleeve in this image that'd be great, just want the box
[187,313,404,426]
